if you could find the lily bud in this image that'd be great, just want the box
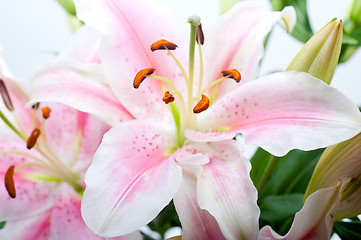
[304,133,361,220]
[286,19,343,85]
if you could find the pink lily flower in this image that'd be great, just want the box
[0,37,141,240]
[28,0,361,238]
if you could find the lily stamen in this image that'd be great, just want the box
[0,79,14,111]
[41,106,51,119]
[5,165,16,198]
[133,68,155,88]
[26,128,41,150]
[196,23,205,45]
[150,39,178,52]
[221,69,242,83]
[162,91,175,104]
[193,94,210,114]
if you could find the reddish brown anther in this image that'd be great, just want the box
[5,165,16,198]
[32,102,40,110]
[193,94,210,114]
[0,79,14,111]
[133,68,155,89]
[196,24,205,45]
[162,91,175,104]
[42,106,51,119]
[27,128,41,150]
[150,39,178,52]
[221,69,242,83]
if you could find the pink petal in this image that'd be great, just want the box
[81,121,182,237]
[196,141,260,239]
[29,60,134,126]
[73,111,111,175]
[0,72,33,134]
[188,72,361,156]
[50,184,142,240]
[258,178,350,240]
[0,141,56,221]
[173,173,226,240]
[39,103,110,171]
[203,2,295,99]
[74,0,188,121]
[0,211,51,240]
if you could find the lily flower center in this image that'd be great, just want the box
[133,16,241,146]
[0,80,82,198]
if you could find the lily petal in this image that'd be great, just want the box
[50,184,142,240]
[173,173,226,240]
[0,210,51,240]
[258,178,350,240]
[203,2,295,98]
[81,120,182,237]
[29,60,134,126]
[0,140,56,221]
[196,140,260,240]
[0,52,33,133]
[187,72,361,156]
[74,0,188,121]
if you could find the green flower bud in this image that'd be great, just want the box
[286,19,343,85]
[304,133,361,220]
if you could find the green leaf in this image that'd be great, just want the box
[333,221,361,239]
[270,0,313,43]
[0,221,5,229]
[253,148,322,199]
[259,194,303,222]
[148,201,180,237]
[56,0,76,16]
[250,147,275,188]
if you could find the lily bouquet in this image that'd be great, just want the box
[1,0,361,239]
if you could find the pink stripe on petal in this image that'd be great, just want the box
[81,121,181,237]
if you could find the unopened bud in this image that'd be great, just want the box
[304,133,361,220]
[286,19,343,84]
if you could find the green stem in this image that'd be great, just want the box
[0,110,26,141]
[186,17,198,129]
[201,76,230,95]
[257,156,279,195]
